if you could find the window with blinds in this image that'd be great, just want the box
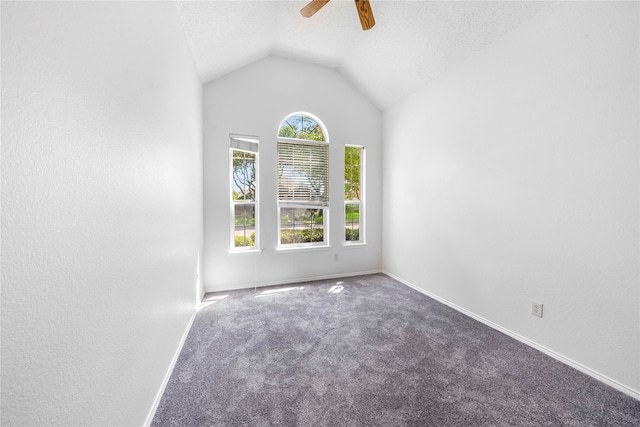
[230,134,259,251]
[277,113,330,247]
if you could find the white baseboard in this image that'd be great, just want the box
[143,309,198,427]
[205,269,383,293]
[383,270,640,402]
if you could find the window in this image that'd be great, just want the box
[277,113,329,248]
[345,145,364,244]
[230,134,259,251]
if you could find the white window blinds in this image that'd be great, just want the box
[277,139,329,206]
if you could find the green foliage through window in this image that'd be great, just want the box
[345,146,363,243]
[235,233,256,247]
[280,229,324,244]
[345,146,361,201]
[345,228,359,241]
[278,115,325,141]
[230,135,258,250]
[232,151,256,201]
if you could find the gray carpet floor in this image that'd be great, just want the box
[152,273,640,426]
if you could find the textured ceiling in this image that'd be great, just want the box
[175,0,550,109]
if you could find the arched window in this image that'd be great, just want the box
[277,113,329,247]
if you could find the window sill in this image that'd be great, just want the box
[344,242,367,247]
[228,248,263,255]
[276,244,332,253]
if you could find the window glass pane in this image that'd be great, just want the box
[278,115,325,141]
[280,208,324,244]
[345,203,360,242]
[230,135,258,251]
[234,204,256,247]
[345,146,361,201]
[232,150,256,201]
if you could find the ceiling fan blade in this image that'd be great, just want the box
[354,0,375,30]
[301,0,331,18]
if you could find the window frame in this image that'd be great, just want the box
[344,144,365,245]
[229,134,260,253]
[276,113,330,250]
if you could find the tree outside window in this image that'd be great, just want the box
[230,135,259,250]
[345,145,364,243]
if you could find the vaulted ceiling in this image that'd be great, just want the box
[175,0,550,110]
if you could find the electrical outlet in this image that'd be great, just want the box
[334,254,339,261]
[531,301,543,318]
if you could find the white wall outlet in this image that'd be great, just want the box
[334,254,339,261]
[531,301,543,318]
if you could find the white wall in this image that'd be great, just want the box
[204,56,381,291]
[1,2,203,425]
[383,1,639,395]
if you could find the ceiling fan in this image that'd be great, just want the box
[301,0,375,31]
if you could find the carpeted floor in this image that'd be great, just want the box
[152,273,640,426]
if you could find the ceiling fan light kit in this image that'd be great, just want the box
[301,0,376,31]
